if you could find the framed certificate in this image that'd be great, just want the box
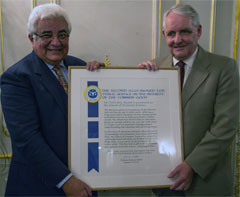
[68,67,183,190]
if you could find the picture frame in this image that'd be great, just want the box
[68,67,183,190]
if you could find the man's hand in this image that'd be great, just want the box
[62,176,92,197]
[86,61,105,71]
[168,162,193,191]
[138,61,158,70]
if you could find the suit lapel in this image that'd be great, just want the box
[31,52,68,118]
[182,46,210,108]
[156,47,210,109]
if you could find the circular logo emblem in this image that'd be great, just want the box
[84,86,102,103]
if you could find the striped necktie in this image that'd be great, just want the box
[52,65,68,93]
[176,61,185,89]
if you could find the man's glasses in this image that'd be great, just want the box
[33,32,70,42]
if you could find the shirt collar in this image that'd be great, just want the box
[173,47,198,67]
[45,61,65,70]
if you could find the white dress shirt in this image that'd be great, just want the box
[173,47,198,87]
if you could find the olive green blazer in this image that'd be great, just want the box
[152,46,239,196]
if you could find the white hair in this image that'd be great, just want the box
[27,3,72,35]
[163,4,200,29]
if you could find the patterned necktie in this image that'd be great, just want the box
[52,65,68,93]
[177,61,185,89]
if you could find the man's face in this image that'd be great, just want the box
[162,12,202,61]
[28,17,69,65]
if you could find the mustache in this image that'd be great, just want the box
[172,44,186,48]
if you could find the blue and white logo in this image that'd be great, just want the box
[88,89,98,99]
[84,86,102,103]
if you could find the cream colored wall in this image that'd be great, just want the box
[0,0,239,196]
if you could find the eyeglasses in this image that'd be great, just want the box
[33,32,70,42]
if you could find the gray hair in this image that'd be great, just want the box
[163,4,200,29]
[27,3,72,35]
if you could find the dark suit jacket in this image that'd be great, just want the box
[152,46,239,196]
[1,51,86,196]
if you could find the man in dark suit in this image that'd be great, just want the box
[139,4,239,196]
[1,3,103,196]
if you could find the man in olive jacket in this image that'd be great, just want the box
[139,4,239,196]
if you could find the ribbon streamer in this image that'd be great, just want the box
[88,142,99,172]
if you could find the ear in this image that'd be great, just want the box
[162,30,166,39]
[197,25,202,38]
[28,34,34,43]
